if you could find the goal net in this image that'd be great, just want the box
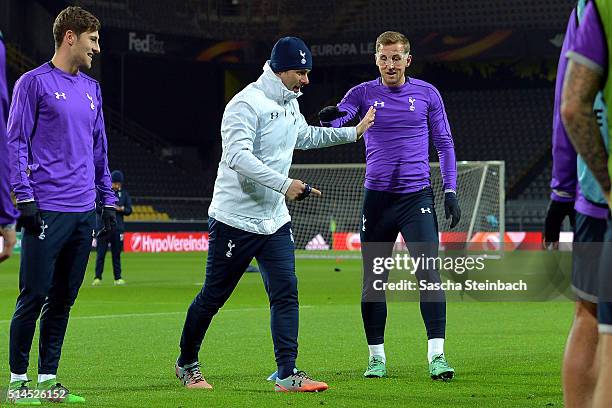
[287,161,505,253]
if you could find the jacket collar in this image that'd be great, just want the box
[254,61,302,105]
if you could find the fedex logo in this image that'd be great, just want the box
[128,32,165,54]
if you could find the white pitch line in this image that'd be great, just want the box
[0,305,314,325]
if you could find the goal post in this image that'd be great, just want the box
[287,161,505,252]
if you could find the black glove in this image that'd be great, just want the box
[16,201,43,236]
[444,192,461,229]
[543,199,575,245]
[96,207,117,239]
[318,106,348,124]
[296,184,312,201]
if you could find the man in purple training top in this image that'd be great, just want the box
[0,31,18,264]
[319,31,459,380]
[550,3,609,407]
[6,6,116,404]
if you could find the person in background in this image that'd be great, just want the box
[94,170,132,286]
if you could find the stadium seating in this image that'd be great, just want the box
[72,0,574,40]
[129,205,171,221]
[444,87,553,190]
[350,0,575,35]
[104,128,216,220]
[516,161,552,202]
[506,199,552,232]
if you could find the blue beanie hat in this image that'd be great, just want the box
[270,36,312,72]
[111,170,124,183]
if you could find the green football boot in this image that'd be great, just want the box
[363,355,387,378]
[429,354,455,381]
[6,380,41,406]
[37,379,85,403]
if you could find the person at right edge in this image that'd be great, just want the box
[549,2,609,407]
[320,31,459,381]
[562,0,612,406]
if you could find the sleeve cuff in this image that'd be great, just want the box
[566,51,604,75]
[552,189,575,202]
[280,178,293,195]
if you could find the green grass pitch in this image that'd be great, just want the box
[0,251,570,407]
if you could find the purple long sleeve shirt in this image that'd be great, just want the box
[551,9,578,203]
[329,77,457,193]
[0,36,19,225]
[7,62,115,212]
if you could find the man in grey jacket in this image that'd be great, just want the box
[175,36,375,392]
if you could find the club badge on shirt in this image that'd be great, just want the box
[86,93,95,110]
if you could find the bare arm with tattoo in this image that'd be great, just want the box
[561,60,610,201]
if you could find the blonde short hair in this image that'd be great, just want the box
[375,31,410,55]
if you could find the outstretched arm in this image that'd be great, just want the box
[319,85,364,127]
[296,106,375,150]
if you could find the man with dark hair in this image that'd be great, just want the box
[175,36,375,392]
[93,170,132,286]
[6,6,115,404]
[319,30,459,381]
[0,30,18,264]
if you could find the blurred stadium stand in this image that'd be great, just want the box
[67,0,575,40]
[3,0,578,232]
[70,0,282,39]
